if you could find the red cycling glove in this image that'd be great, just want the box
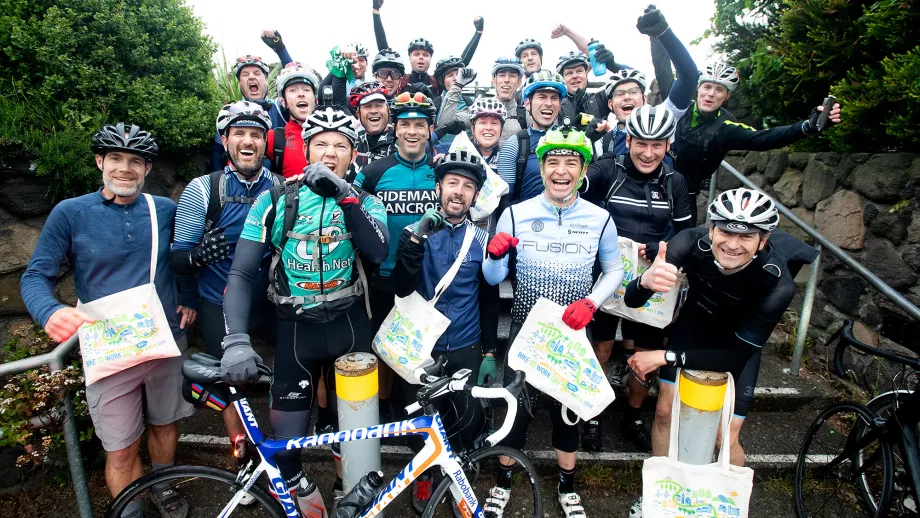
[562,298,597,330]
[487,232,519,260]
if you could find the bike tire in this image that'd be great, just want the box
[421,445,542,518]
[106,465,285,518]
[793,402,894,518]
[865,390,919,517]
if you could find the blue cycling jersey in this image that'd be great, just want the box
[496,127,546,203]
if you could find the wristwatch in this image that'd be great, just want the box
[664,350,677,367]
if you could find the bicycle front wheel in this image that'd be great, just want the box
[422,445,542,518]
[106,465,284,518]
[794,402,893,518]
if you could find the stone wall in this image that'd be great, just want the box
[711,149,920,369]
[0,144,192,341]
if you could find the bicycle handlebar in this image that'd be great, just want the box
[834,320,920,378]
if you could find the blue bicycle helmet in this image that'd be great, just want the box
[522,70,566,99]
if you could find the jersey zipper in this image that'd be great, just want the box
[319,198,326,296]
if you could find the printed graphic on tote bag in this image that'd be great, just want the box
[650,477,743,517]
[79,306,166,369]
[374,308,427,365]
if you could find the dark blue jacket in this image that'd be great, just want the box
[390,220,499,352]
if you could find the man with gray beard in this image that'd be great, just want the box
[21,123,198,518]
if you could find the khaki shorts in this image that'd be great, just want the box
[86,335,194,452]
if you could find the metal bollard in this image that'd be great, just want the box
[677,370,728,465]
[334,353,382,493]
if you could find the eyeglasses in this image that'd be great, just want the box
[236,55,263,63]
[393,91,430,106]
[375,69,403,80]
[611,87,642,99]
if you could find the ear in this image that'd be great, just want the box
[435,182,442,198]
[524,98,531,111]
[625,135,632,149]
[220,134,229,149]
[95,154,105,171]
[144,160,154,176]
[280,97,288,110]
[708,221,715,241]
[350,147,359,164]
[665,140,671,153]
[759,232,771,251]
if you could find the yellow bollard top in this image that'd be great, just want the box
[678,370,728,412]
[335,353,379,402]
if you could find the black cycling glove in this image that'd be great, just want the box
[435,120,468,139]
[191,227,230,266]
[637,5,670,37]
[474,17,484,32]
[261,30,285,52]
[593,43,616,70]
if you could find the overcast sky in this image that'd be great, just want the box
[189,0,718,85]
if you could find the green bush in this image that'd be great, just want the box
[707,0,920,152]
[0,0,219,200]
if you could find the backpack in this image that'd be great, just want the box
[602,155,676,219]
[512,129,531,201]
[203,170,283,233]
[270,127,285,175]
[263,180,373,316]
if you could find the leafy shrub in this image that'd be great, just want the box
[0,0,220,200]
[707,0,920,152]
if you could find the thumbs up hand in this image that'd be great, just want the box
[639,241,678,292]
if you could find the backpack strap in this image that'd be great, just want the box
[204,170,225,233]
[512,129,530,201]
[602,156,629,211]
[660,162,675,219]
[272,127,285,174]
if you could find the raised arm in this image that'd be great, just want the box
[261,30,293,67]
[372,0,389,52]
[636,6,697,111]
[551,23,591,55]
[650,37,674,102]
[460,17,484,65]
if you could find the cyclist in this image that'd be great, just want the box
[21,123,197,518]
[210,31,295,170]
[431,59,477,146]
[581,105,693,453]
[348,81,396,171]
[220,105,389,505]
[490,57,527,139]
[483,126,624,518]
[320,43,370,102]
[390,151,499,512]
[496,70,567,204]
[353,91,438,426]
[592,6,699,159]
[433,97,506,167]
[626,188,814,474]
[265,63,319,178]
[370,48,405,99]
[514,39,544,77]
[672,62,842,224]
[171,102,281,468]
[371,0,484,94]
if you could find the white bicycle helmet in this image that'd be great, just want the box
[708,188,780,233]
[514,38,543,58]
[625,105,676,140]
[469,97,507,122]
[555,51,590,74]
[352,42,368,58]
[233,55,270,78]
[276,64,319,98]
[301,106,359,147]
[216,101,272,135]
[698,62,740,92]
[604,69,648,96]
[491,57,525,77]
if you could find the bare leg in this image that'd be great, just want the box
[592,339,614,371]
[715,416,746,466]
[148,422,180,465]
[105,439,143,498]
[652,382,674,457]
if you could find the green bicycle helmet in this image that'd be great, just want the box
[536,121,593,164]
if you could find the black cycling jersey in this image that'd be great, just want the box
[355,127,396,170]
[584,155,694,257]
[625,227,807,375]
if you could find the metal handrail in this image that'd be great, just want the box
[711,160,920,375]
[0,334,93,517]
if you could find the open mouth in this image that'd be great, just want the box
[481,131,495,139]
[248,82,259,94]
[539,109,554,118]
[112,175,135,182]
[405,137,420,145]
[620,103,636,115]
[499,86,511,95]
[637,157,657,167]
[550,179,572,188]
[367,115,382,123]
[447,197,464,209]
[239,149,256,159]
[323,161,338,171]
[720,247,744,258]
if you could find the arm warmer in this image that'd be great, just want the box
[586,217,624,306]
[373,12,389,51]
[658,27,698,111]
[460,30,482,66]
[718,120,809,153]
[342,198,390,264]
[651,36,674,102]
[222,238,268,335]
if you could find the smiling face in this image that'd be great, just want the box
[519,48,542,74]
[222,126,267,177]
[358,99,389,135]
[697,82,730,114]
[282,83,316,123]
[436,172,478,222]
[526,90,561,129]
[96,151,152,199]
[410,49,432,73]
[375,68,402,93]
[442,68,460,91]
[626,136,669,175]
[492,70,522,101]
[353,56,368,78]
[473,115,502,149]
[306,132,357,178]
[238,66,268,100]
[709,225,768,270]
[395,117,430,161]
[562,64,588,94]
[608,81,646,123]
[540,153,584,204]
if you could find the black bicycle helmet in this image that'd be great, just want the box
[91,123,159,159]
[434,150,485,189]
[514,38,543,58]
[302,106,359,147]
[434,56,465,84]
[407,38,434,55]
[372,48,405,74]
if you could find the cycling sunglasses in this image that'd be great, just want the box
[375,69,404,80]
[393,91,430,106]
[236,54,263,63]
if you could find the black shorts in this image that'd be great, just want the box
[590,311,667,350]
[198,299,276,358]
[659,307,762,418]
[270,305,372,412]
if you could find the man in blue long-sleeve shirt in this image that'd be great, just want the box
[21,123,197,518]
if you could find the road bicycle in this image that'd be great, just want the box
[794,318,920,517]
[106,354,541,518]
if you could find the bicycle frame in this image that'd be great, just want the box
[227,387,485,518]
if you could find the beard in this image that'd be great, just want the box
[103,173,144,197]
[228,147,263,178]
[440,194,471,220]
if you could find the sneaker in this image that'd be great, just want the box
[629,497,643,517]
[483,486,511,518]
[609,360,630,388]
[150,487,189,518]
[412,474,433,514]
[556,485,587,517]
[622,418,652,452]
[331,487,345,512]
[581,419,604,452]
